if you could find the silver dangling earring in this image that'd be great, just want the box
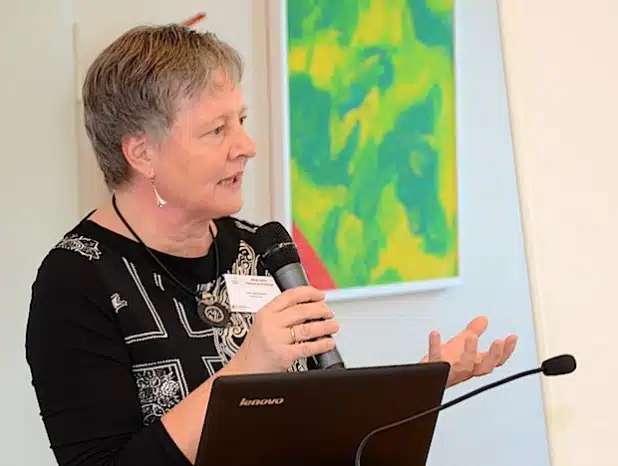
[150,177,167,208]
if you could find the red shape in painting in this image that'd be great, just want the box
[292,222,337,290]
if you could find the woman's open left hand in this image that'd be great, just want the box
[422,316,518,388]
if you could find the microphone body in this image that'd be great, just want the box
[254,222,346,370]
[272,263,345,370]
[354,354,576,466]
[271,262,311,291]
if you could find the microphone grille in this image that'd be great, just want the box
[254,221,301,273]
[253,221,292,253]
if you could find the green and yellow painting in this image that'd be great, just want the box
[284,0,458,295]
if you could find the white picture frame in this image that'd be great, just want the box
[265,0,462,302]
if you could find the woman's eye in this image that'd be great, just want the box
[212,125,224,136]
[240,116,247,126]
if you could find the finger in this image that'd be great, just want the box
[474,339,504,376]
[289,319,339,343]
[281,301,334,327]
[293,337,337,360]
[466,316,488,337]
[475,351,487,365]
[497,335,518,366]
[459,335,478,371]
[266,286,326,313]
[428,331,442,362]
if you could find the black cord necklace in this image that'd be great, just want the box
[111,194,231,328]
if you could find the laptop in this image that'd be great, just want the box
[195,362,450,466]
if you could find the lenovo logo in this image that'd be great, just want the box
[239,397,285,407]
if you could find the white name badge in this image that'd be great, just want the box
[223,274,281,313]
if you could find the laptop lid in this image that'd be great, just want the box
[195,362,449,466]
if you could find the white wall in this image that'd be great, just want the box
[499,1,618,465]
[0,0,563,465]
[0,0,78,464]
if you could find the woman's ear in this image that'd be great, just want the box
[121,132,153,179]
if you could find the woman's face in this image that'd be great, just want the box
[149,71,256,219]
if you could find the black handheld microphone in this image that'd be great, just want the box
[254,221,345,370]
[355,354,577,466]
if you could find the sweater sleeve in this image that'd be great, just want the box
[25,253,192,466]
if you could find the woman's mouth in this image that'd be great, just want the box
[218,172,243,188]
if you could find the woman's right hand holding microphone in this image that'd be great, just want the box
[225,286,339,374]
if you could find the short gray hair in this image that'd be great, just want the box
[82,24,244,190]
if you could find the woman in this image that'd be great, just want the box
[25,25,517,466]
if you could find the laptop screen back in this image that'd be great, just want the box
[196,362,449,466]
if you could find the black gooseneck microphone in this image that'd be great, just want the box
[354,353,577,466]
[254,221,345,370]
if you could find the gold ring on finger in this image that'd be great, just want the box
[290,326,297,344]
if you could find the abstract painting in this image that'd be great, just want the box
[268,0,459,300]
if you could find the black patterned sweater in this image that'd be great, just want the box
[25,214,314,466]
